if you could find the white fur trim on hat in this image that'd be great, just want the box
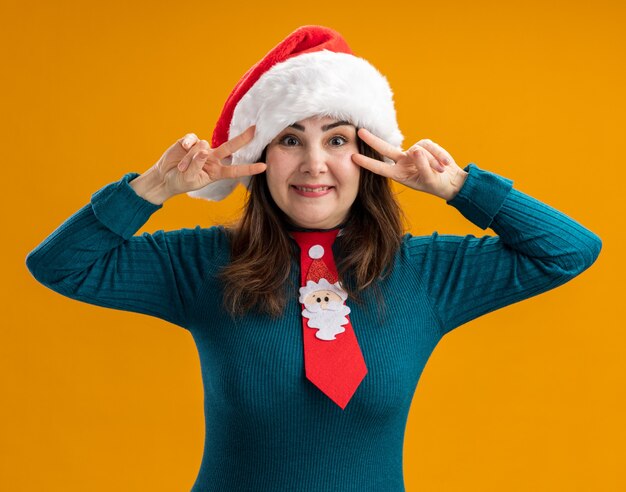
[189,50,403,201]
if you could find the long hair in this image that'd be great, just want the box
[218,133,406,318]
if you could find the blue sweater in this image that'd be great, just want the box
[26,163,601,491]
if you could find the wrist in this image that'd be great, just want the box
[442,168,469,201]
[129,166,173,205]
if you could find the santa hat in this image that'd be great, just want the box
[189,25,404,201]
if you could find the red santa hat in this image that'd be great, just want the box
[189,25,404,201]
[298,243,348,303]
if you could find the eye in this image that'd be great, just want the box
[329,135,348,146]
[279,134,300,147]
[316,297,321,303]
[324,296,329,302]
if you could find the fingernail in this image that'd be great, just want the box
[182,138,192,149]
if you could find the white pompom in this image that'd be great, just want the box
[308,245,324,259]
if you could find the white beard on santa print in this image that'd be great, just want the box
[302,300,351,341]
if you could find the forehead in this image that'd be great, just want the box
[287,115,356,132]
[297,115,342,125]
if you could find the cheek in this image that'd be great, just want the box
[342,151,361,176]
[265,149,294,191]
[264,163,286,195]
[339,161,361,195]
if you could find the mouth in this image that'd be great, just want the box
[291,185,335,197]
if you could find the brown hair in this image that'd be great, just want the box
[218,133,406,318]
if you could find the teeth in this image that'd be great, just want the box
[295,186,330,192]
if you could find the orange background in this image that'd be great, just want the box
[2,1,624,490]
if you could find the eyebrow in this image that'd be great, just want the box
[288,120,353,132]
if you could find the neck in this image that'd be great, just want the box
[287,220,349,234]
[288,225,341,233]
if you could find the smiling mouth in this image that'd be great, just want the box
[292,185,334,192]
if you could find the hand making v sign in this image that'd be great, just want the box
[130,126,267,205]
[352,128,469,201]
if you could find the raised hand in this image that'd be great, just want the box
[159,126,268,196]
[131,126,267,204]
[351,129,468,201]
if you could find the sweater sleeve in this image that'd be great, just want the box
[404,163,602,337]
[25,173,222,329]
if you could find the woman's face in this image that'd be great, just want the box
[264,115,361,229]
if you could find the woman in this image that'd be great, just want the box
[26,26,601,491]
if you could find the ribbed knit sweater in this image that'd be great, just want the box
[26,163,602,491]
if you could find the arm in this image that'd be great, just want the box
[351,130,601,336]
[26,129,266,328]
[25,173,225,328]
[405,163,602,336]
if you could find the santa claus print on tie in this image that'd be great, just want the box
[299,272,352,341]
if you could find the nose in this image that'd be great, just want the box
[299,145,328,176]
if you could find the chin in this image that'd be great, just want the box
[284,206,347,229]
[301,219,340,229]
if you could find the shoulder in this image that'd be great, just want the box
[139,224,231,258]
[146,223,228,241]
[398,230,492,266]
[167,224,229,242]
[387,232,440,270]
[399,231,440,253]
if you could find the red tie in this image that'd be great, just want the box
[290,229,368,410]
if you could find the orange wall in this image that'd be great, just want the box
[2,1,623,490]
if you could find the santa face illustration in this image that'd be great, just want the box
[299,278,351,341]
[303,289,342,307]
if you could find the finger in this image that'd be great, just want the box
[410,146,438,177]
[180,133,199,150]
[416,139,454,166]
[213,125,256,160]
[351,153,395,178]
[209,162,267,180]
[408,144,445,172]
[357,128,404,162]
[178,140,209,171]
[179,150,207,172]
